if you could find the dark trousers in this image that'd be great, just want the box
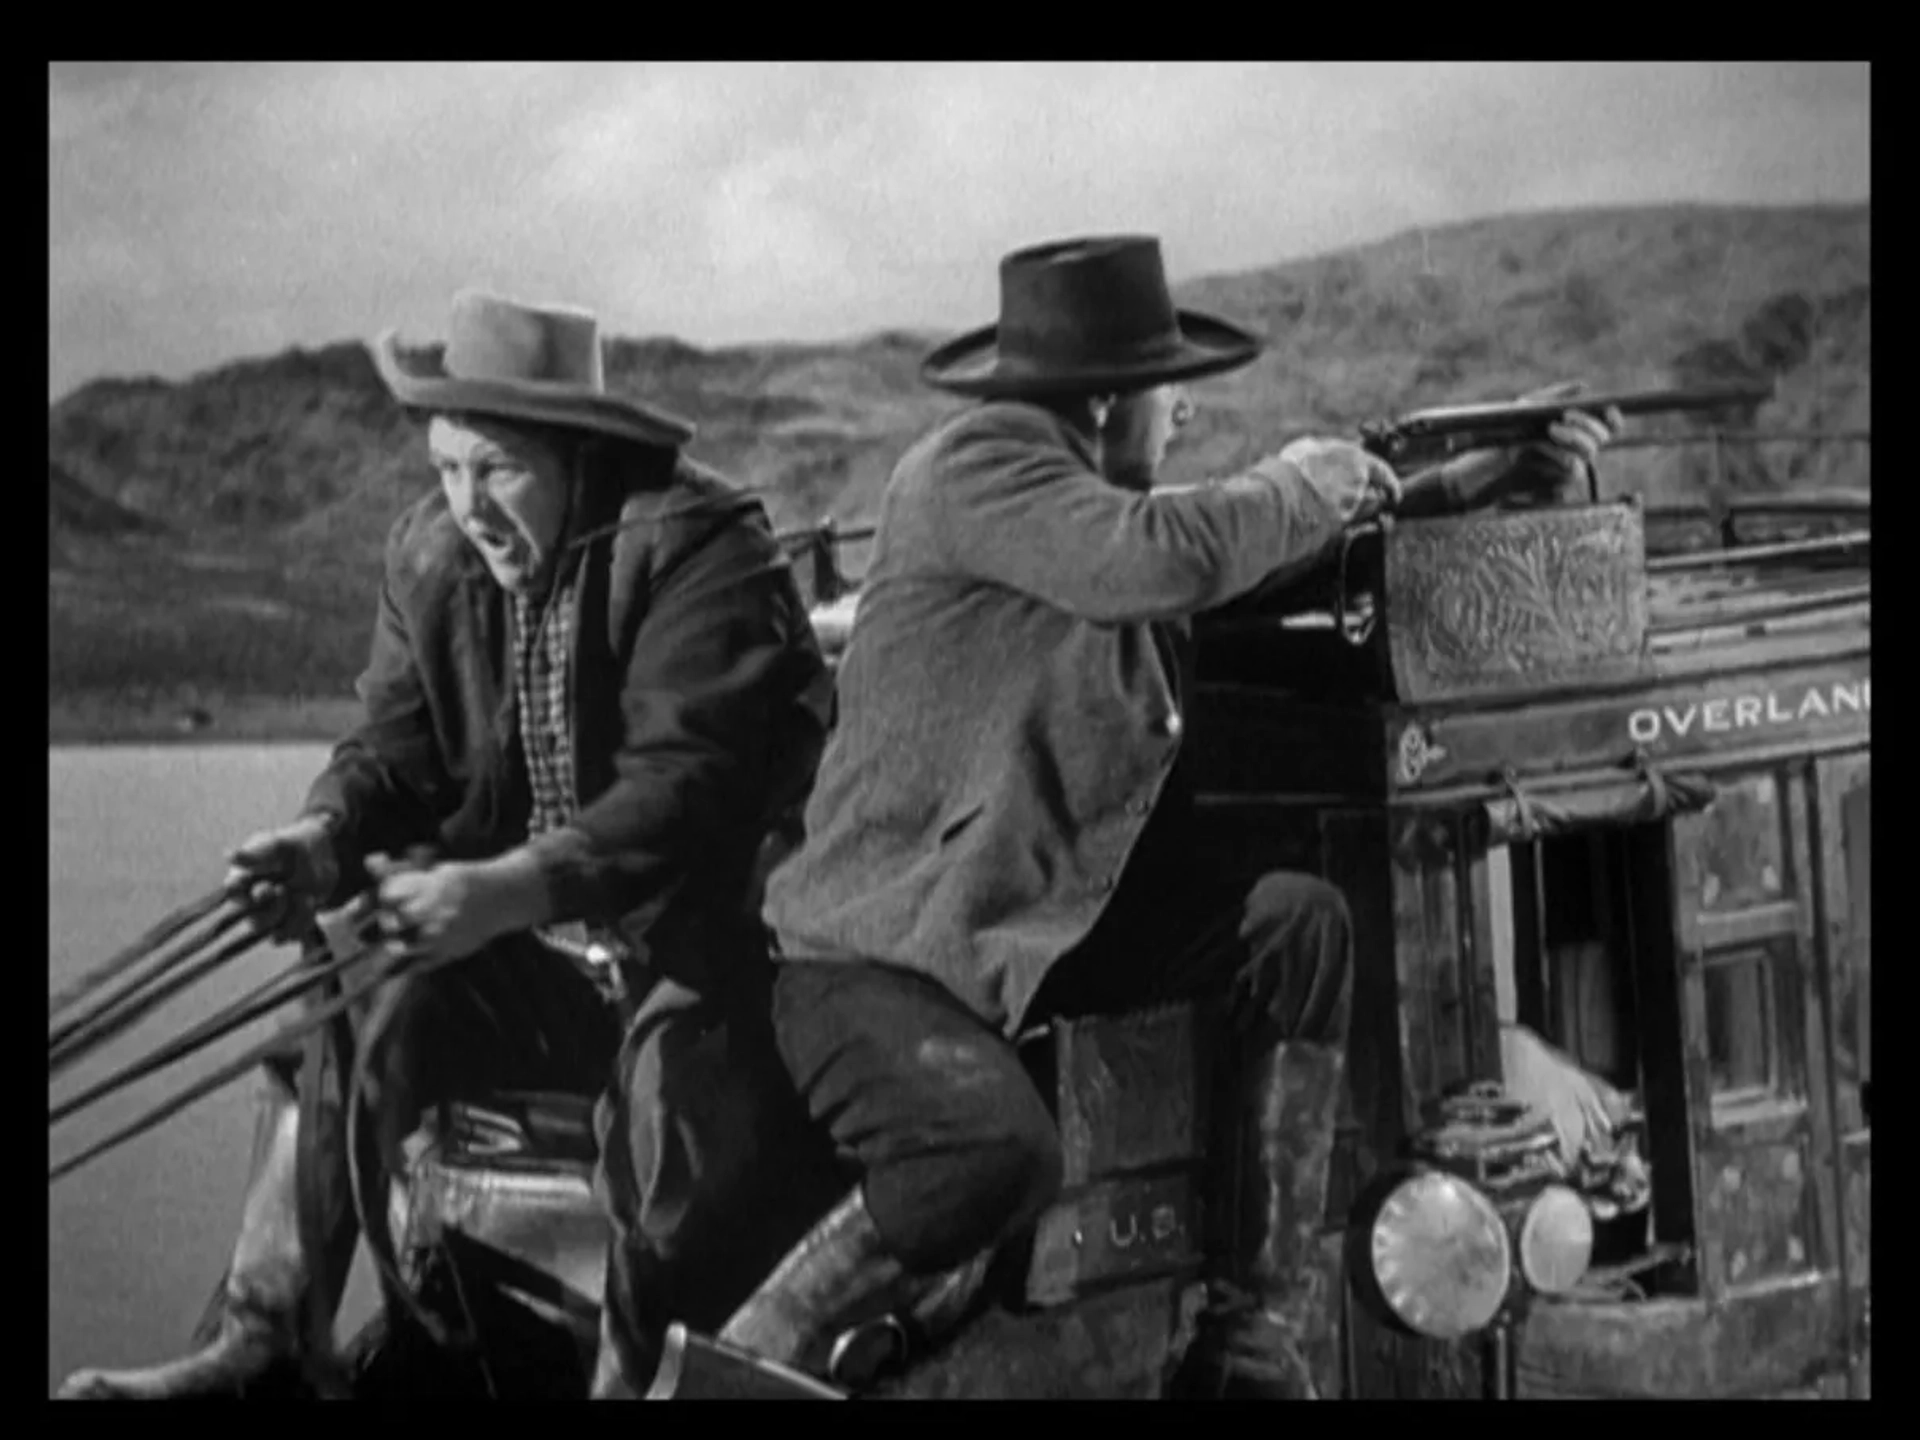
[768,858,1354,1274]
[592,965,846,1385]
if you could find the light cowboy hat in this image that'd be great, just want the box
[920,235,1264,399]
[370,289,696,449]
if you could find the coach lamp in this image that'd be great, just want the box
[1346,1082,1595,1400]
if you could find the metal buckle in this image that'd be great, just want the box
[827,1317,910,1388]
[582,940,630,1009]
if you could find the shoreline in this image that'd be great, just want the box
[50,693,362,748]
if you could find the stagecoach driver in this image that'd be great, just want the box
[56,290,843,1399]
[706,235,1624,1399]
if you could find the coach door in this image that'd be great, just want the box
[1666,760,1852,1393]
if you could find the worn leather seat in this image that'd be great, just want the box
[391,1091,609,1339]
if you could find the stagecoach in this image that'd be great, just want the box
[52,435,1871,1402]
[316,462,1869,1400]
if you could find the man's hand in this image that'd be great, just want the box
[1271,437,1404,525]
[1511,379,1623,497]
[365,849,550,967]
[226,815,339,943]
[809,594,859,656]
[1499,1023,1633,1169]
[1436,380,1626,512]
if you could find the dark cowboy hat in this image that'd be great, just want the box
[920,235,1264,399]
[370,289,696,449]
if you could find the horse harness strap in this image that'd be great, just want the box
[293,940,357,1397]
[348,963,476,1357]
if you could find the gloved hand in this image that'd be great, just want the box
[1270,436,1405,525]
[1433,380,1625,513]
[1499,1022,1633,1169]
[225,814,340,942]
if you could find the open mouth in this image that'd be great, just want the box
[470,527,521,559]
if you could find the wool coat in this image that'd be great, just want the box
[303,443,833,1000]
[761,399,1348,1034]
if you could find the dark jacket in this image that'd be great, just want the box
[304,444,833,999]
[760,400,1346,1035]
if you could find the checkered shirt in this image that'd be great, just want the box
[512,578,578,843]
[509,566,597,965]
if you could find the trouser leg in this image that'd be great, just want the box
[692,961,1061,1383]
[589,970,846,1398]
[771,961,1064,1275]
[1183,872,1355,1399]
[56,937,361,1400]
[55,1081,339,1401]
[679,862,1353,1396]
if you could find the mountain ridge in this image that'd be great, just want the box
[49,200,1870,741]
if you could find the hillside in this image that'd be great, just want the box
[49,201,1870,742]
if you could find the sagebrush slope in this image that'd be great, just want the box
[49,202,1870,735]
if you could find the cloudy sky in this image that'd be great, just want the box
[48,61,1869,401]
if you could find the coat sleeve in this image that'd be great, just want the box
[927,408,1348,623]
[521,505,827,924]
[300,515,446,902]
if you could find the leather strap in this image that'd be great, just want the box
[346,969,478,1355]
[294,931,353,1397]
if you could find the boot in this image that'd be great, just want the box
[56,1083,349,1400]
[1173,1039,1348,1400]
[712,1187,908,1379]
[605,1191,996,1399]
[821,1248,996,1389]
[614,1188,907,1401]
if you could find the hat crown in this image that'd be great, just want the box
[995,235,1183,373]
[918,232,1262,399]
[370,289,697,449]
[442,290,606,392]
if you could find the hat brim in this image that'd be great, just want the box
[370,331,696,450]
[920,309,1264,399]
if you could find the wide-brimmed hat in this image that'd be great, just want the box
[370,289,696,449]
[920,235,1264,399]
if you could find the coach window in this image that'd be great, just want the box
[1488,820,1694,1288]
[1671,770,1801,1119]
[1702,949,1776,1101]
[1493,828,1646,1093]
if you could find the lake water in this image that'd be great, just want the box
[48,745,381,1397]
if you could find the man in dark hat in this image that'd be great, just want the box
[704,236,1619,1398]
[56,290,842,1400]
